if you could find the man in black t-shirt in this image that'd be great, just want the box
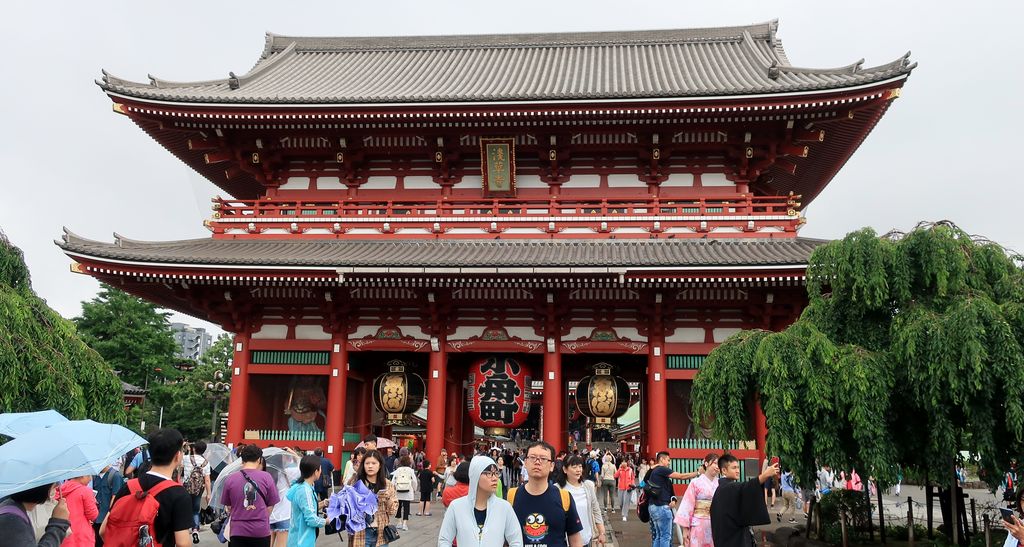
[102,429,193,547]
[646,450,700,547]
[510,441,584,547]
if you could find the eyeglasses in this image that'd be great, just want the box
[481,470,501,478]
[525,455,551,464]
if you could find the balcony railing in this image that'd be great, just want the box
[206,194,802,238]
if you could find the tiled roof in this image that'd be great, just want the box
[59,230,826,269]
[98,21,913,105]
[121,381,147,395]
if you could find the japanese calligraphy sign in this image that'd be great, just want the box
[466,355,531,435]
[480,137,516,197]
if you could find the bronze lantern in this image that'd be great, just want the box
[372,360,426,425]
[575,362,630,429]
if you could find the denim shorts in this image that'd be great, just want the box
[270,521,289,531]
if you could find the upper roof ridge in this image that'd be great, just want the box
[263,21,779,54]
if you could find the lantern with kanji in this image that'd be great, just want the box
[466,356,531,436]
[372,360,426,425]
[575,362,630,429]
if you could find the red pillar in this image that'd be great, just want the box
[425,335,448,468]
[646,332,668,455]
[356,380,372,437]
[543,335,564,454]
[324,333,348,467]
[444,378,461,456]
[225,333,250,446]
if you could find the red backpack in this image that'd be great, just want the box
[103,478,179,547]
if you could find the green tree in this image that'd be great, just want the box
[130,334,233,440]
[75,283,178,387]
[0,231,124,423]
[692,222,1024,492]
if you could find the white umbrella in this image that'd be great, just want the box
[203,443,235,473]
[356,437,396,449]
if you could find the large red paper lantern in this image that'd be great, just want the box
[466,356,531,436]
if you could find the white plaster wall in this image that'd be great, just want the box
[516,174,548,188]
[403,176,441,189]
[666,328,706,343]
[561,174,601,188]
[295,325,331,340]
[607,174,644,187]
[251,324,288,340]
[615,327,645,342]
[661,173,695,187]
[316,176,345,190]
[279,177,311,190]
[700,173,733,187]
[505,326,543,341]
[360,176,396,190]
[351,324,383,339]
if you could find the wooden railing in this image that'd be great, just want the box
[206,194,802,238]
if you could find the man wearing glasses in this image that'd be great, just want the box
[507,441,584,547]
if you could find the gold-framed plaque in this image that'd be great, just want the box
[480,137,516,197]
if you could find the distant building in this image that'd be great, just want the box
[170,322,212,361]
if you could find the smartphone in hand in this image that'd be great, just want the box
[1001,508,1016,523]
[769,456,780,468]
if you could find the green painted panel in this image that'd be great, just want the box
[251,350,330,365]
[667,355,705,370]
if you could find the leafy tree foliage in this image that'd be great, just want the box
[0,231,124,423]
[74,283,178,387]
[128,334,233,440]
[693,222,1024,489]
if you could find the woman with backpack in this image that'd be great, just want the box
[182,441,212,540]
[391,455,418,531]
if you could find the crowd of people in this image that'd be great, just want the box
[7,429,1024,547]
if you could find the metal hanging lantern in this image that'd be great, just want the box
[372,360,426,425]
[466,356,531,437]
[575,362,630,429]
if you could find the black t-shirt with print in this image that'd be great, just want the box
[512,484,583,547]
[111,472,193,547]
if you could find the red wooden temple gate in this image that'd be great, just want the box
[61,21,913,470]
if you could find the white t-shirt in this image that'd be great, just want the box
[183,454,211,480]
[563,482,593,545]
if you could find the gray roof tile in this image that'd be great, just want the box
[59,230,826,269]
[99,21,913,105]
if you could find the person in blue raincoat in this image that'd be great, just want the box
[286,455,328,547]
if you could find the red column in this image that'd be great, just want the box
[646,333,668,455]
[226,333,250,446]
[444,379,461,456]
[425,335,448,468]
[542,335,564,453]
[754,393,768,463]
[324,333,348,467]
[356,380,372,437]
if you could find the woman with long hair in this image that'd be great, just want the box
[350,450,398,547]
[557,455,607,546]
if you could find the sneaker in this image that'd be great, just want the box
[789,518,797,524]
[192,531,200,544]
[402,524,409,531]
[776,513,781,522]
[622,515,627,522]
[416,512,422,516]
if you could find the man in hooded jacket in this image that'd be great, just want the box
[438,456,523,547]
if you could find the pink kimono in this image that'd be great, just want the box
[675,474,718,547]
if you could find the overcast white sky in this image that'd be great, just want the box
[2,1,1022,334]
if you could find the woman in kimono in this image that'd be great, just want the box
[676,453,720,547]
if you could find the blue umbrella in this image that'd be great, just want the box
[0,409,69,438]
[0,420,146,498]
